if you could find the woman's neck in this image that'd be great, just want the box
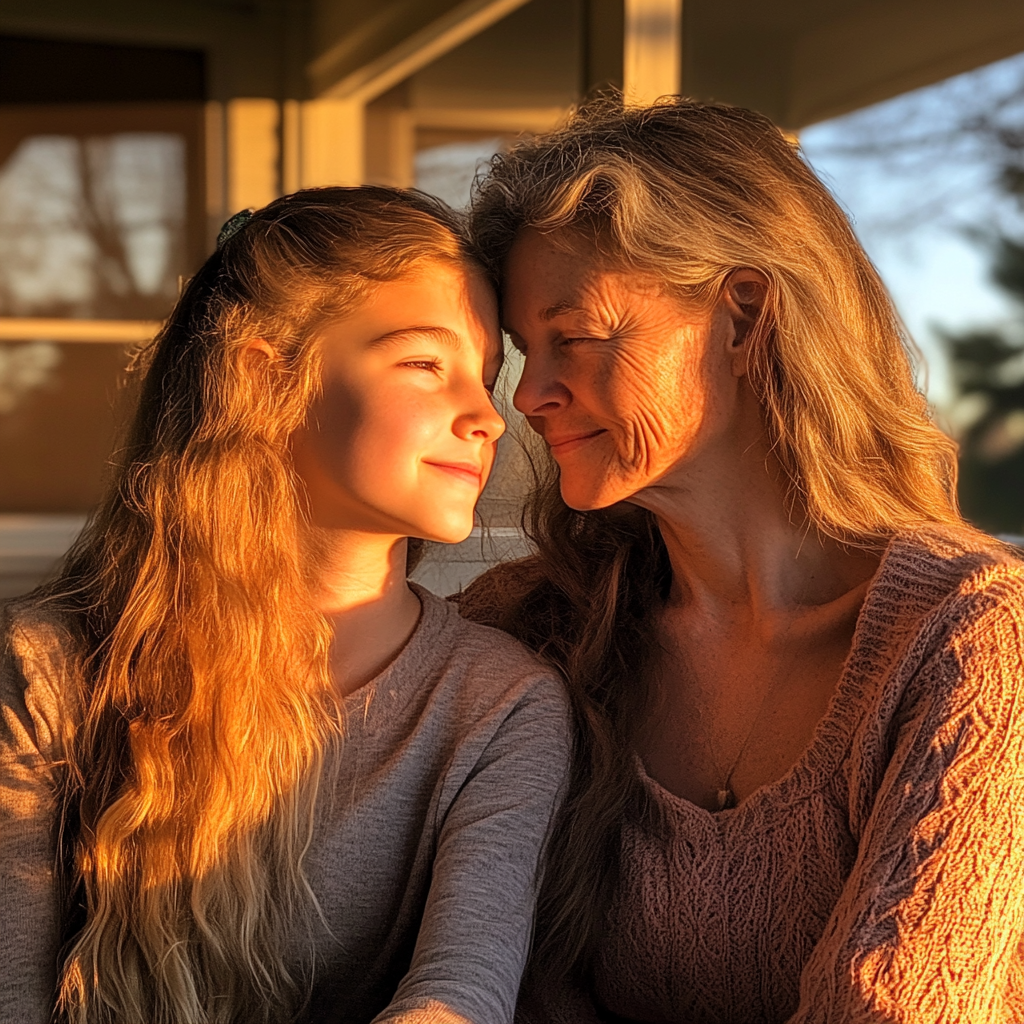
[630,413,879,625]
[305,528,422,697]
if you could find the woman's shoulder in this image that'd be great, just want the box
[889,522,1022,580]
[858,524,1024,709]
[881,524,1024,625]
[850,526,1024,798]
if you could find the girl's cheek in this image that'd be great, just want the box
[363,392,438,463]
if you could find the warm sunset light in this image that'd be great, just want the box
[2,7,1023,1024]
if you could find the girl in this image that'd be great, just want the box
[0,187,569,1024]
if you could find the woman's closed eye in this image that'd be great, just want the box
[560,334,610,348]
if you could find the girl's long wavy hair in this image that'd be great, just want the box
[18,186,475,1024]
[464,98,967,989]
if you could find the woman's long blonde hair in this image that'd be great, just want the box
[464,98,967,988]
[21,186,475,1023]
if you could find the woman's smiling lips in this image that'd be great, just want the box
[422,460,484,487]
[546,428,607,454]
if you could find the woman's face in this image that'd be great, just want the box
[291,260,505,543]
[504,228,757,511]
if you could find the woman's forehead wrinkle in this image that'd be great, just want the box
[547,280,625,327]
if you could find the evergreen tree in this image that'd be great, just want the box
[945,237,1024,532]
[943,98,1024,534]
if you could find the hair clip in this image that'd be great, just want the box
[216,208,255,250]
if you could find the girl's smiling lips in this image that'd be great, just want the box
[422,460,484,487]
[546,428,607,454]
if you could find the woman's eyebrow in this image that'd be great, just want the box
[540,301,588,320]
[369,326,463,349]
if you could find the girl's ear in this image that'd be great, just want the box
[244,338,279,361]
[240,338,280,382]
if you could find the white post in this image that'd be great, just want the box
[623,0,682,106]
[299,98,365,187]
[225,98,281,211]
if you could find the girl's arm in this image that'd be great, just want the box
[386,1002,472,1024]
[0,632,63,1024]
[373,675,571,1024]
[791,575,1024,1023]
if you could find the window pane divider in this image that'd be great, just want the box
[0,318,161,343]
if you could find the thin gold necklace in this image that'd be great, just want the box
[699,670,782,812]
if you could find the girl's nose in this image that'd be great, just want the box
[454,385,506,443]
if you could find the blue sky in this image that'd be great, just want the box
[800,50,1024,408]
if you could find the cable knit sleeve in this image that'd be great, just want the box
[792,569,1024,1023]
[0,612,67,1024]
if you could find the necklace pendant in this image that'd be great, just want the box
[716,788,736,811]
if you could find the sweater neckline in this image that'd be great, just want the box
[340,582,458,733]
[634,527,986,822]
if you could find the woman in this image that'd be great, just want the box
[459,99,1024,1022]
[0,187,569,1024]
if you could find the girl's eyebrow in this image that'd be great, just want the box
[369,326,463,349]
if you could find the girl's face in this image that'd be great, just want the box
[291,261,505,543]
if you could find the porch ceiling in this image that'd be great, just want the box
[685,0,1024,127]
[311,0,1024,126]
[0,0,1021,127]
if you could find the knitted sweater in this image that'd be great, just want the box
[465,526,1024,1024]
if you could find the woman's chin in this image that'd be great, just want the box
[559,477,626,512]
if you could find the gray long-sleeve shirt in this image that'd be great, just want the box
[0,584,571,1024]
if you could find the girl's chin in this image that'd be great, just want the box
[410,514,476,546]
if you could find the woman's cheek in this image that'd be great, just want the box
[598,365,677,466]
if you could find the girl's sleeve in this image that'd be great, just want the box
[373,673,571,1024]
[791,579,1024,1023]
[0,636,63,1024]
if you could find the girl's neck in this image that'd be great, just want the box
[306,528,423,697]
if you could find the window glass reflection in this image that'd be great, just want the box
[0,132,185,318]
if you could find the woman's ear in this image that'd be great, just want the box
[722,268,768,374]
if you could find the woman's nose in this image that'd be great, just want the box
[512,348,570,417]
